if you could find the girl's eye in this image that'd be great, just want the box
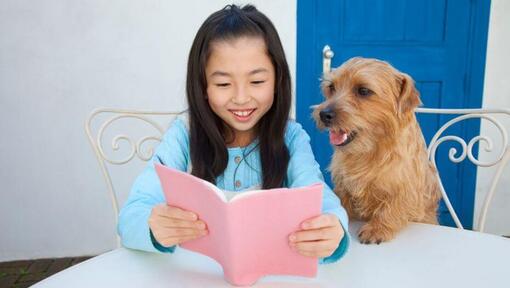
[216,83,231,87]
[251,80,266,85]
[356,86,373,97]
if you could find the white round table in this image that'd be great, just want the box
[32,222,510,287]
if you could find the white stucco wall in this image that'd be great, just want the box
[474,0,510,236]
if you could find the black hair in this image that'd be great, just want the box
[186,4,291,188]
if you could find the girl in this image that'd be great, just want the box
[118,4,349,264]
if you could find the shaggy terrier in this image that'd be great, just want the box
[313,57,441,244]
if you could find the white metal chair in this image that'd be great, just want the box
[415,108,510,232]
[86,107,509,246]
[85,108,183,245]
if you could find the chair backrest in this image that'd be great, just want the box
[415,108,510,232]
[86,107,509,241]
[85,108,182,245]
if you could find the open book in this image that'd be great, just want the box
[154,163,323,286]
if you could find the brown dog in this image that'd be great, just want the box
[313,57,441,244]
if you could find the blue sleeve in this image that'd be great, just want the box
[117,118,190,253]
[285,121,350,264]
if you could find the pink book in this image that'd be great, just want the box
[154,163,323,286]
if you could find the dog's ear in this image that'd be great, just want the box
[397,73,421,116]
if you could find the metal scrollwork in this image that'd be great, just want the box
[416,108,510,231]
[427,114,508,168]
[96,114,167,164]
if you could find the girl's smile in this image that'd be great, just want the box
[229,108,257,122]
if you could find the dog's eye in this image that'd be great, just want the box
[357,87,373,97]
[327,83,336,95]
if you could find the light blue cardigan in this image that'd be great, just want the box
[118,114,350,264]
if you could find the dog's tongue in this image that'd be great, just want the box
[329,131,348,145]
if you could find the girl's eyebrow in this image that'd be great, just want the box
[209,68,269,78]
[249,68,269,75]
[209,71,230,78]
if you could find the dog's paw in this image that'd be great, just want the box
[358,223,394,244]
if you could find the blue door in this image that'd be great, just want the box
[297,0,491,228]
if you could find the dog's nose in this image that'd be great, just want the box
[319,108,336,126]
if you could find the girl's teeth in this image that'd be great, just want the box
[233,110,252,117]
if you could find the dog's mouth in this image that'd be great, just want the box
[329,129,357,147]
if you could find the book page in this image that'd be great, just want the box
[228,186,285,203]
[200,179,229,202]
[223,184,262,202]
[223,184,323,203]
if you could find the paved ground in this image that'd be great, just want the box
[0,256,93,288]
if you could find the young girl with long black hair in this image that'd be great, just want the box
[118,4,349,264]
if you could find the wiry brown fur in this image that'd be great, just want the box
[313,57,441,244]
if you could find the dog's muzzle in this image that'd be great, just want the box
[319,107,357,147]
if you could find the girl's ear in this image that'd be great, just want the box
[397,72,421,116]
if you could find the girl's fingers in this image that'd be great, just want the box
[290,239,337,253]
[158,205,198,221]
[160,218,207,230]
[301,214,338,230]
[159,231,208,247]
[150,206,205,230]
[161,227,208,238]
[295,248,334,258]
[290,227,335,242]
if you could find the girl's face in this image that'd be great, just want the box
[205,36,275,146]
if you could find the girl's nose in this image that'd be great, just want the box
[231,86,251,105]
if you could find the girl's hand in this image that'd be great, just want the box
[288,213,344,258]
[149,204,208,247]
